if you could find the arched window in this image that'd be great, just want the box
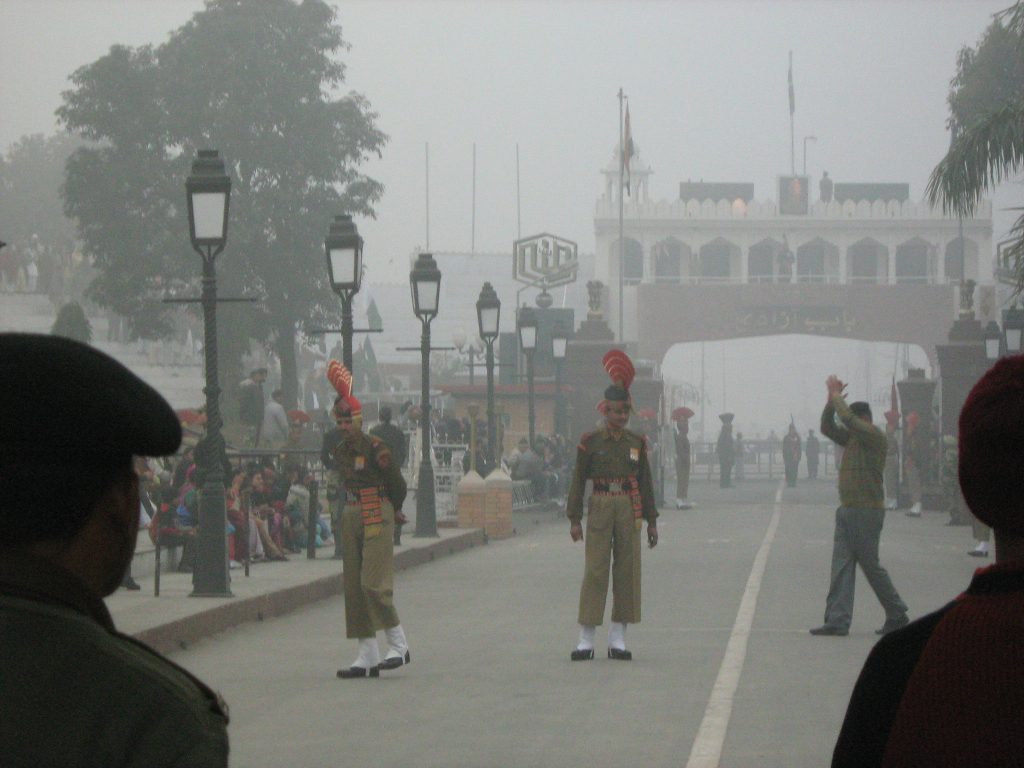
[944,237,978,281]
[613,238,644,285]
[653,238,682,283]
[848,238,887,283]
[699,238,735,280]
[896,238,930,284]
[797,238,837,283]
[748,238,781,283]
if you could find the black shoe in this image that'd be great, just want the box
[607,648,633,660]
[876,615,909,636]
[121,577,141,591]
[570,649,594,661]
[380,651,411,670]
[336,665,380,679]
[809,625,849,636]
[968,549,989,558]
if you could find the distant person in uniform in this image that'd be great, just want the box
[810,375,908,638]
[0,333,229,766]
[567,350,658,662]
[832,355,1024,766]
[716,413,735,488]
[672,407,694,509]
[369,406,408,546]
[903,412,925,517]
[326,362,411,678]
[783,423,802,488]
[734,431,745,482]
[806,429,820,479]
[883,411,900,510]
[820,170,834,203]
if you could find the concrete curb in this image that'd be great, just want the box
[134,529,487,655]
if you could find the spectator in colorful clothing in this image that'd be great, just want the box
[810,375,909,638]
[832,355,1024,767]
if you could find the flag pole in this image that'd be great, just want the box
[516,143,521,240]
[425,142,430,250]
[618,87,625,342]
[788,51,795,176]
[472,142,476,256]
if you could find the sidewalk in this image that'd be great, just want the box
[109,525,486,656]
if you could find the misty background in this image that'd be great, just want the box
[0,0,1018,437]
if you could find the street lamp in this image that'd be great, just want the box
[517,304,538,446]
[984,321,1002,360]
[552,323,569,437]
[476,282,501,468]
[325,214,363,373]
[411,252,441,537]
[185,149,232,598]
[803,135,817,176]
[1004,304,1024,355]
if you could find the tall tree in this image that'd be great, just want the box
[0,133,80,251]
[58,0,387,406]
[927,3,1024,295]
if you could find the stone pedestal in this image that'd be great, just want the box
[483,468,513,539]
[456,470,486,529]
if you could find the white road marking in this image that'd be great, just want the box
[684,481,785,768]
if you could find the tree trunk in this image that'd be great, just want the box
[274,314,299,409]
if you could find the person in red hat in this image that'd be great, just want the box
[566,350,658,662]
[833,355,1024,766]
[903,411,924,516]
[325,362,412,679]
[672,406,694,509]
[883,410,900,510]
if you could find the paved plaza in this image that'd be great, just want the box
[112,478,984,768]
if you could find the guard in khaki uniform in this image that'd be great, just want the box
[568,350,658,661]
[672,406,694,509]
[326,362,411,679]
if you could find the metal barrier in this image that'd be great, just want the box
[681,439,835,481]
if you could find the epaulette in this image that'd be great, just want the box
[576,431,597,452]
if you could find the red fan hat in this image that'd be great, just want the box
[327,360,362,419]
[601,349,635,406]
[672,407,694,422]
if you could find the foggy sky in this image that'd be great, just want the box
[1,0,1018,281]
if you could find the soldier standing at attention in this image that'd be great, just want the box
[0,334,229,766]
[716,413,736,488]
[568,350,658,661]
[327,362,411,678]
[672,406,694,509]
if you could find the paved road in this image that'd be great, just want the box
[171,478,982,768]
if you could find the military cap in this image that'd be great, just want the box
[0,333,182,463]
[719,412,734,424]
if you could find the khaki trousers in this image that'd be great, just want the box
[342,499,400,638]
[675,460,690,500]
[578,495,642,626]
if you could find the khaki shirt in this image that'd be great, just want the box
[0,548,229,768]
[566,427,658,524]
[333,430,408,509]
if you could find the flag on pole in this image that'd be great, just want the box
[622,103,634,196]
[788,51,795,116]
[890,376,899,418]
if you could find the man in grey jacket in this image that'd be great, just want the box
[0,333,229,767]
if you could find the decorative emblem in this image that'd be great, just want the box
[513,233,578,290]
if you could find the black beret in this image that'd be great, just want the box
[0,334,182,464]
[604,384,630,402]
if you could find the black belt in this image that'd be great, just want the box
[592,478,634,494]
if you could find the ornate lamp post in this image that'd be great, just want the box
[1004,304,1024,356]
[324,214,363,373]
[984,321,1003,360]
[411,252,441,537]
[185,149,232,598]
[476,282,501,467]
[552,324,569,437]
[517,305,538,446]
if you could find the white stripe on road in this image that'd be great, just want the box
[685,481,785,768]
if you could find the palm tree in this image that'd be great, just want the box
[927,2,1024,294]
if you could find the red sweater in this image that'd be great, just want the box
[833,561,1024,767]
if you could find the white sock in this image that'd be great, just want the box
[576,624,596,651]
[608,621,627,651]
[384,624,408,659]
[352,636,381,669]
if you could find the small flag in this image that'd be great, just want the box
[788,51,795,116]
[622,103,635,196]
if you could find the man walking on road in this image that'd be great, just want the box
[810,375,909,637]
[806,429,820,479]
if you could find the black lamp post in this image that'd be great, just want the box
[411,252,441,537]
[476,282,501,468]
[552,324,568,437]
[185,149,232,598]
[984,321,1003,360]
[518,305,538,447]
[325,214,363,373]
[1004,304,1024,357]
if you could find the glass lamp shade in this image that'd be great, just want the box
[186,150,231,249]
[984,321,1002,360]
[410,252,442,320]
[518,306,538,351]
[1005,306,1024,354]
[452,328,467,351]
[325,215,363,293]
[476,282,501,341]
[552,335,568,359]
